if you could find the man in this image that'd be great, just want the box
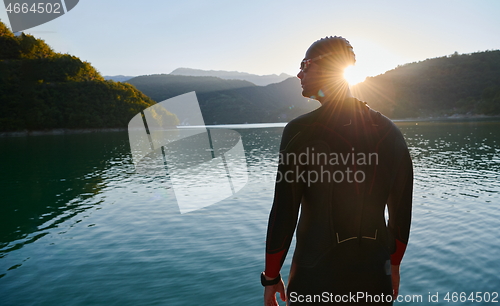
[261,37,413,305]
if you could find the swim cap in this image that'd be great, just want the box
[305,36,356,69]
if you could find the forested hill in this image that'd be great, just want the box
[352,50,500,118]
[3,14,498,132]
[0,20,178,132]
[130,50,500,124]
[127,75,319,124]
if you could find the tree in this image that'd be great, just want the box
[0,19,21,59]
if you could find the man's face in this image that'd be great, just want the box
[297,58,324,99]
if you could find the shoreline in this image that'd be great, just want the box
[0,128,127,137]
[393,114,500,122]
[2,115,500,137]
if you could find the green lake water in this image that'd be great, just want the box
[1,119,499,305]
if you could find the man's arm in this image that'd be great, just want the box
[387,137,413,298]
[263,124,304,305]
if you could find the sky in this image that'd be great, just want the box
[1,0,499,84]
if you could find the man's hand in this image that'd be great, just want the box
[391,265,400,299]
[263,278,286,306]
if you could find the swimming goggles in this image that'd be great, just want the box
[300,52,332,72]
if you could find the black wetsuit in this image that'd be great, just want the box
[265,98,413,305]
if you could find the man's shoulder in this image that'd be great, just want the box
[362,101,399,130]
[360,100,409,143]
[278,108,321,149]
[283,107,321,132]
[289,107,321,125]
[363,103,410,152]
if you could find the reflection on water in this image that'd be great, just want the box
[0,133,132,259]
[401,120,500,171]
[0,119,499,305]
[397,120,500,298]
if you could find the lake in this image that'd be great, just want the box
[1,119,499,305]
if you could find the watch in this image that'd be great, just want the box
[260,272,281,286]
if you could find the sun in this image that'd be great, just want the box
[343,65,367,86]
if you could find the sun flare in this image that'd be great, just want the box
[344,66,367,86]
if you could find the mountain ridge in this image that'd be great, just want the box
[170,67,292,86]
[2,16,499,132]
[127,75,319,124]
[127,50,500,125]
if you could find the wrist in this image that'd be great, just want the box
[260,272,281,286]
[263,272,276,281]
